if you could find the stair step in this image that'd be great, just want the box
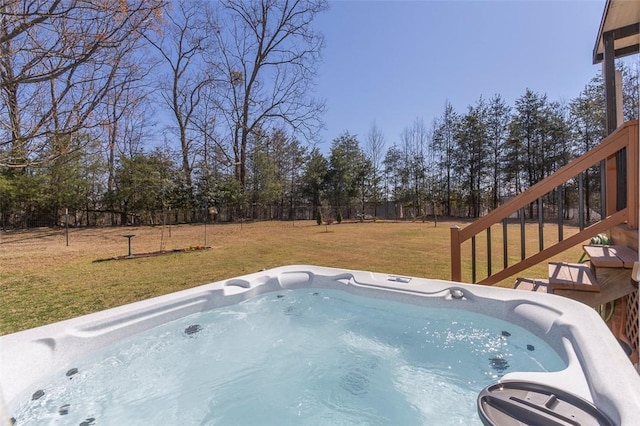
[514,278,549,293]
[548,262,600,292]
[583,245,637,269]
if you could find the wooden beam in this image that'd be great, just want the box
[594,45,640,63]
[603,30,618,135]
[610,22,640,40]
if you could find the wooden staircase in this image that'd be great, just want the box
[515,244,637,307]
[450,120,639,285]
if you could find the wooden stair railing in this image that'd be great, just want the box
[451,120,639,285]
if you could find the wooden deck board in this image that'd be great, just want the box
[583,245,624,267]
[583,244,638,269]
[612,246,638,268]
[514,278,549,293]
[548,262,600,292]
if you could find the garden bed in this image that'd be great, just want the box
[93,246,212,262]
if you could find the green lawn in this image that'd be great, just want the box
[0,220,586,334]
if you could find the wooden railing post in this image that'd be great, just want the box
[626,123,639,229]
[451,225,461,282]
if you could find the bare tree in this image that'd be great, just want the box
[101,58,156,198]
[431,102,458,216]
[143,0,214,202]
[0,0,164,168]
[365,121,385,220]
[401,118,430,218]
[192,84,234,175]
[212,0,327,190]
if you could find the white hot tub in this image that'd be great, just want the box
[1,265,639,424]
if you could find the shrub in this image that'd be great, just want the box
[337,209,343,224]
[316,207,323,225]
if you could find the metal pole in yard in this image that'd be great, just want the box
[65,208,69,247]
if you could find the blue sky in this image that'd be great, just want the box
[312,0,607,148]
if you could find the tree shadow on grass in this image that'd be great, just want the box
[0,229,65,245]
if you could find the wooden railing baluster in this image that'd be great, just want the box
[471,236,476,283]
[558,185,563,242]
[601,160,607,220]
[579,172,585,230]
[538,197,544,252]
[520,208,526,261]
[502,218,508,269]
[487,227,492,278]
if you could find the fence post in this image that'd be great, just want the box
[451,225,461,282]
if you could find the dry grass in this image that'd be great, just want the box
[0,220,587,335]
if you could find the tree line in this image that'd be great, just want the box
[0,1,638,228]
